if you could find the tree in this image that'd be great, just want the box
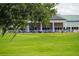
[24,3,57,32]
[0,3,57,39]
[19,3,57,32]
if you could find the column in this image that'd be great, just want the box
[78,27,79,32]
[64,27,66,32]
[70,27,72,32]
[52,22,55,32]
[0,29,2,34]
[26,24,30,32]
[40,23,43,32]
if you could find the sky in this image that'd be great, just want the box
[56,3,79,15]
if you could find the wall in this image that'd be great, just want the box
[63,21,79,27]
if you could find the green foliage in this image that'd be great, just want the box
[0,3,57,36]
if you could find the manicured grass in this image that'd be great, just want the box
[0,33,79,56]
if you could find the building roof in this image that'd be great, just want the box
[51,15,79,22]
[51,15,66,20]
[66,20,79,22]
[60,15,79,21]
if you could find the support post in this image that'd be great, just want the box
[40,23,43,32]
[52,22,55,32]
[70,27,72,32]
[64,27,66,32]
[26,24,30,32]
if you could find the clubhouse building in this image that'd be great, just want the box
[24,15,79,32]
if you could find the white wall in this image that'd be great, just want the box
[64,21,79,27]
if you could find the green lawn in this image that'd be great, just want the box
[0,33,79,56]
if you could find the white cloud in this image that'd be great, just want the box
[56,3,79,15]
